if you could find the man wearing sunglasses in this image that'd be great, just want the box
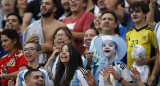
[16,42,53,86]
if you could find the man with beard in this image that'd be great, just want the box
[58,0,71,21]
[23,0,65,65]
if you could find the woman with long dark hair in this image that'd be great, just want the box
[0,29,27,86]
[44,27,73,79]
[54,43,88,86]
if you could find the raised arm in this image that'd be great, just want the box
[105,0,124,23]
[21,13,33,33]
[148,49,160,86]
[146,0,157,28]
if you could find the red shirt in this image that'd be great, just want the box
[0,50,28,86]
[63,11,94,55]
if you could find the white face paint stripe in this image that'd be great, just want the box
[101,36,112,41]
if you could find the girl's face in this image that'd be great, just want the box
[84,29,97,48]
[93,13,102,30]
[60,45,70,64]
[17,0,28,9]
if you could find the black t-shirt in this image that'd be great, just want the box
[25,0,41,20]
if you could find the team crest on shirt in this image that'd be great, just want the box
[142,34,147,40]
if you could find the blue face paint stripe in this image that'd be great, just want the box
[19,71,24,86]
[40,71,46,85]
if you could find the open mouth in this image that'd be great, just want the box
[71,4,77,9]
[58,41,64,45]
[132,16,138,20]
[86,40,91,44]
[41,7,47,13]
[61,55,67,58]
[5,3,10,7]
[25,54,32,59]
[104,49,110,53]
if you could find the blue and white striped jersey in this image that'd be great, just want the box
[16,66,54,86]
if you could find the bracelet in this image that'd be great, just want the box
[118,77,123,83]
[149,4,155,8]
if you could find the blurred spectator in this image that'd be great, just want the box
[21,0,64,33]
[86,0,99,14]
[148,22,160,86]
[1,0,15,29]
[0,31,8,58]
[23,0,65,65]
[16,42,53,86]
[24,69,45,86]
[54,43,88,86]
[14,0,28,17]
[21,0,41,33]
[105,0,160,31]
[62,0,94,55]
[93,12,102,34]
[58,0,71,21]
[83,28,98,69]
[5,13,23,43]
[146,0,159,27]
[0,0,2,29]
[0,29,27,86]
[97,0,106,12]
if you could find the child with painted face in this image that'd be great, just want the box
[131,45,149,83]
[94,35,132,86]
[102,40,117,61]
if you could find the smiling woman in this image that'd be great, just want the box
[14,0,28,17]
[0,29,27,86]
[44,27,73,80]
[55,43,88,86]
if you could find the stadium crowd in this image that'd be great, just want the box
[0,0,160,86]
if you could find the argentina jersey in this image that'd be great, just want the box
[70,67,89,86]
[97,62,132,86]
[16,66,53,86]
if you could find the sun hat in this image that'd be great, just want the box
[94,35,127,60]
[131,45,146,59]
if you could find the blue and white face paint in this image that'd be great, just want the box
[102,40,117,58]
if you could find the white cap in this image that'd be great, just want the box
[131,45,146,59]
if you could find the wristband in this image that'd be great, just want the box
[118,77,123,83]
